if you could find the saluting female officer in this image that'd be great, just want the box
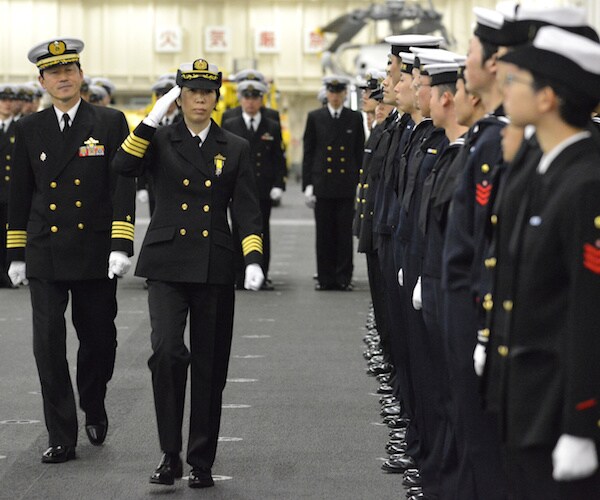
[112,58,264,488]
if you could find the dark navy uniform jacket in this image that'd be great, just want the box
[353,121,387,240]
[222,115,286,200]
[222,105,280,125]
[442,111,507,299]
[7,100,135,280]
[484,136,600,447]
[302,106,365,199]
[0,120,15,205]
[113,119,262,285]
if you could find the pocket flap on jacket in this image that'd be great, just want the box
[144,226,176,245]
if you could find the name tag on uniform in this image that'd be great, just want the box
[78,137,105,157]
[260,132,274,141]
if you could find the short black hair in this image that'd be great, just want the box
[435,82,457,96]
[480,40,499,65]
[532,72,598,128]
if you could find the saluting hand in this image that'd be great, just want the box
[144,86,181,128]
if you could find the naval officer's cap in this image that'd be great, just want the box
[92,77,116,96]
[384,34,444,58]
[232,69,266,84]
[323,75,350,93]
[176,59,222,90]
[370,87,384,102]
[0,84,15,100]
[398,52,416,74]
[27,37,84,71]
[360,69,386,90]
[409,48,465,75]
[151,77,176,96]
[238,80,268,98]
[499,25,600,102]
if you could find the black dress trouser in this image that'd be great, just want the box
[147,280,234,469]
[29,277,118,447]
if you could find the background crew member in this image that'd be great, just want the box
[0,84,16,288]
[221,69,280,125]
[222,80,286,290]
[302,75,364,291]
[112,58,264,488]
[6,37,135,463]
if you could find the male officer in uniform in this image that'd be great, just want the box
[222,69,280,125]
[222,80,286,290]
[6,37,135,463]
[0,84,16,288]
[302,75,364,290]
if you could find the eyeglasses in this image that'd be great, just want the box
[502,73,534,87]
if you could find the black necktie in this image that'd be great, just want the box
[194,136,202,147]
[62,113,70,134]
[249,117,255,132]
[333,111,339,119]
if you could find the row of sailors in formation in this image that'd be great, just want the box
[328,3,600,500]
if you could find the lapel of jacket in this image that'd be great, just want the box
[47,100,94,179]
[35,107,63,176]
[171,119,208,176]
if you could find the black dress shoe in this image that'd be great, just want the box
[406,486,423,497]
[149,453,183,485]
[260,280,274,290]
[315,282,337,290]
[85,414,108,446]
[337,283,353,291]
[402,472,422,486]
[188,468,214,488]
[41,445,76,463]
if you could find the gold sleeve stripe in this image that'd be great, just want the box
[111,221,135,240]
[7,230,27,248]
[241,234,263,255]
[121,133,150,158]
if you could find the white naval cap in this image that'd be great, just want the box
[27,37,84,71]
[232,69,266,84]
[237,80,268,97]
[499,25,600,101]
[176,58,222,90]
[398,52,416,73]
[473,7,505,44]
[92,77,116,95]
[323,75,350,92]
[423,63,461,86]
[385,34,445,57]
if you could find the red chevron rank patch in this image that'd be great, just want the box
[583,243,600,274]
[476,182,492,206]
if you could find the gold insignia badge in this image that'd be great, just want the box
[193,59,208,71]
[214,153,226,177]
[594,216,600,229]
[48,40,67,56]
[247,72,256,80]
[40,152,47,161]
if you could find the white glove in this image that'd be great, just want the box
[8,261,28,286]
[412,276,422,310]
[108,251,132,279]
[270,187,283,201]
[304,185,316,209]
[552,434,599,481]
[137,189,149,204]
[473,343,487,377]
[397,268,404,287]
[244,263,264,291]
[143,86,181,127]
